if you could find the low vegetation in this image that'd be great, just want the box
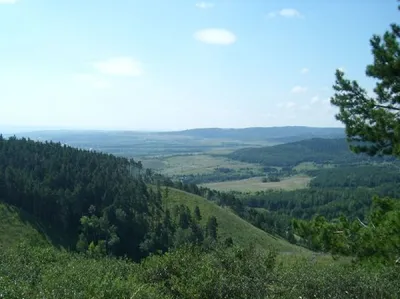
[1,208,399,298]
[202,175,311,192]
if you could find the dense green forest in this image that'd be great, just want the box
[228,138,394,167]
[0,136,224,261]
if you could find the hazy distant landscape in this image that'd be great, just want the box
[5,126,396,195]
[7,126,345,157]
[4,126,349,193]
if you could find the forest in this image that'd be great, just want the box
[0,136,223,261]
[228,138,395,167]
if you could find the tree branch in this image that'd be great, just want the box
[374,104,400,111]
[357,218,368,228]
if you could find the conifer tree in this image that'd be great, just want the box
[331,2,400,156]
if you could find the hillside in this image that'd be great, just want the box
[0,203,48,249]
[228,138,393,167]
[162,188,308,254]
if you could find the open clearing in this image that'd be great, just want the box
[201,175,312,192]
[142,154,263,176]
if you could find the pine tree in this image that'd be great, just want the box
[206,216,218,240]
[194,206,202,221]
[331,2,400,156]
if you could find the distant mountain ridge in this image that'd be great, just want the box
[3,126,346,142]
[160,126,346,141]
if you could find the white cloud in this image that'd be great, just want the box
[279,8,302,18]
[291,85,308,93]
[195,2,215,9]
[338,66,346,72]
[75,74,111,89]
[310,95,319,104]
[285,101,296,109]
[0,0,17,3]
[93,57,142,76]
[300,67,309,74]
[194,28,236,45]
[267,8,303,18]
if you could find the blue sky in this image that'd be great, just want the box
[0,0,398,131]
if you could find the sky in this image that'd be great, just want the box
[0,0,398,131]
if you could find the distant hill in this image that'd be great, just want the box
[228,138,393,167]
[162,126,345,142]
[6,126,345,144]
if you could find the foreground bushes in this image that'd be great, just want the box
[0,243,399,299]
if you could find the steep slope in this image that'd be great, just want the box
[228,138,393,167]
[163,188,310,254]
[0,203,48,249]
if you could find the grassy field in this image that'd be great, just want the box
[201,175,312,192]
[293,162,335,171]
[163,188,310,254]
[142,154,263,176]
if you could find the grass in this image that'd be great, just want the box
[142,154,263,176]
[201,175,312,192]
[163,188,310,254]
[0,203,48,249]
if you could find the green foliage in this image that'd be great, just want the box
[331,4,400,157]
[228,138,392,167]
[139,244,277,299]
[293,196,400,264]
[274,258,400,299]
[308,164,400,188]
[0,243,164,299]
[2,242,400,298]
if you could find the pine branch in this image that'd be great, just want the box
[374,104,400,111]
